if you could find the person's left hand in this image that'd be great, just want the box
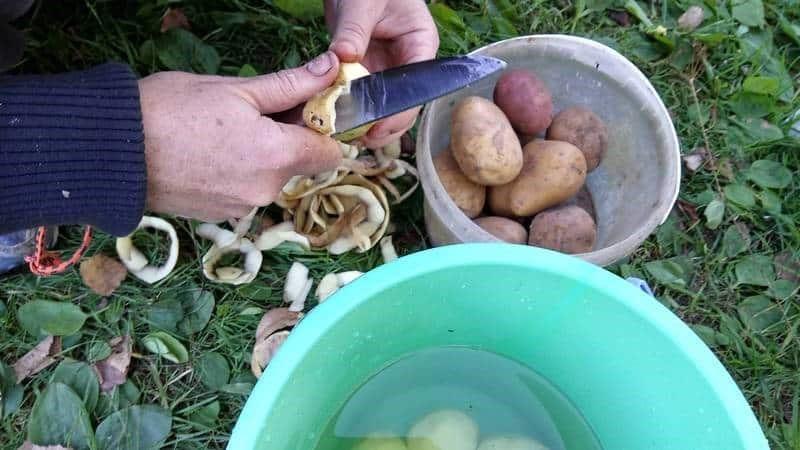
[325,0,439,148]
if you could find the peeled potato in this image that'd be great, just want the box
[353,434,408,450]
[407,409,479,450]
[489,140,586,217]
[303,62,373,140]
[450,96,523,186]
[547,107,608,172]
[477,436,549,450]
[433,147,486,218]
[529,205,597,254]
[474,216,527,244]
[494,69,553,135]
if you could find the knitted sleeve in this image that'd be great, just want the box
[0,62,146,236]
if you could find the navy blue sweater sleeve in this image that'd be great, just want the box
[0,63,146,236]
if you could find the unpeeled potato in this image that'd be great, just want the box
[433,147,486,218]
[494,69,553,135]
[529,205,596,254]
[547,106,608,172]
[489,140,587,217]
[450,96,523,186]
[474,216,527,244]
[562,185,596,220]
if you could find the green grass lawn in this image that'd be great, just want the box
[1,0,799,449]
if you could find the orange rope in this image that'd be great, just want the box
[24,226,93,276]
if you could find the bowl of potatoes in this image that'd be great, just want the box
[417,35,681,266]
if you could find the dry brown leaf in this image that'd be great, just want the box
[160,8,189,32]
[18,442,72,450]
[682,147,708,172]
[14,336,61,382]
[775,251,800,283]
[80,254,128,296]
[255,308,302,341]
[251,331,290,378]
[92,335,132,392]
[677,6,704,31]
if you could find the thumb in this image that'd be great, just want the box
[328,0,388,62]
[273,122,342,176]
[239,51,339,114]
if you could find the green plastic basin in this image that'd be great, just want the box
[229,244,768,450]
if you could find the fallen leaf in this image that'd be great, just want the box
[676,199,699,223]
[682,147,708,172]
[608,10,630,26]
[677,5,704,31]
[92,336,132,392]
[160,8,189,33]
[774,251,800,283]
[717,158,735,181]
[18,441,72,450]
[80,254,128,297]
[251,331,289,378]
[14,336,61,382]
[255,308,302,342]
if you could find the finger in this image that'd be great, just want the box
[268,103,304,126]
[272,122,342,176]
[237,51,339,114]
[361,108,419,148]
[328,0,388,62]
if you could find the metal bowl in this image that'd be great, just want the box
[416,35,681,266]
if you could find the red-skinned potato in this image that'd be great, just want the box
[450,96,523,186]
[494,69,553,135]
[547,106,608,172]
[433,147,486,218]
[529,205,597,254]
[562,185,596,220]
[474,216,527,244]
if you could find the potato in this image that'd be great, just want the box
[353,434,408,450]
[433,147,486,218]
[546,107,608,172]
[450,96,523,186]
[489,140,586,217]
[528,205,596,254]
[407,409,479,450]
[474,216,527,244]
[493,69,553,135]
[561,185,595,220]
[477,436,549,450]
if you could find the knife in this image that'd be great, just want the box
[333,55,507,138]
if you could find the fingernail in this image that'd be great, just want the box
[306,51,334,76]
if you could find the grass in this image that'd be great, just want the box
[1,0,799,448]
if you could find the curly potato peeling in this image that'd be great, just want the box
[303,62,372,139]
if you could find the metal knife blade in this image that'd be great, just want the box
[333,55,506,138]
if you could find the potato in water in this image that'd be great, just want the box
[450,96,523,186]
[407,409,479,450]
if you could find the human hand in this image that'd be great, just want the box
[139,52,342,222]
[325,0,439,148]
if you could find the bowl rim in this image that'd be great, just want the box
[416,34,682,266]
[229,244,766,450]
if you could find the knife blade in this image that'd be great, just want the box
[333,55,506,138]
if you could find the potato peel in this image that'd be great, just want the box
[115,216,179,284]
[251,307,303,378]
[303,62,372,139]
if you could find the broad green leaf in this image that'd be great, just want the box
[735,255,775,286]
[146,298,183,333]
[747,160,794,189]
[732,117,784,144]
[767,279,798,300]
[238,64,258,77]
[743,76,780,96]
[704,199,725,229]
[0,360,23,418]
[219,374,256,395]
[731,0,765,27]
[96,404,172,450]
[142,332,189,364]
[178,289,215,335]
[189,401,220,429]
[0,300,6,318]
[644,257,693,288]
[87,341,112,363]
[138,39,156,66]
[724,184,756,208]
[28,383,95,450]
[104,298,125,324]
[18,300,87,337]
[98,380,142,418]
[691,324,730,348]
[429,3,467,33]
[779,16,800,46]
[728,92,774,118]
[51,360,100,413]
[156,29,220,74]
[273,0,324,20]
[759,189,782,214]
[238,306,263,316]
[196,352,230,390]
[722,224,750,257]
[237,284,272,300]
[737,295,781,333]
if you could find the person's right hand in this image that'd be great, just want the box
[138,51,342,223]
